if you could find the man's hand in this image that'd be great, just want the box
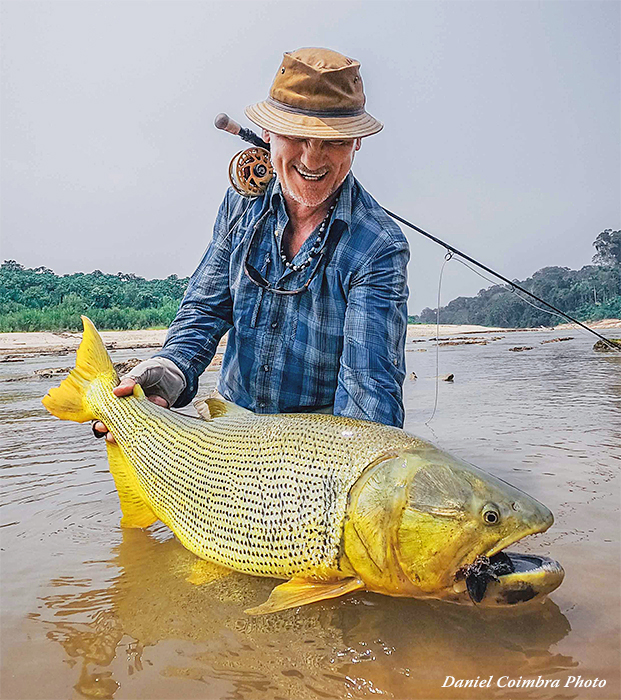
[92,379,170,444]
[91,357,185,444]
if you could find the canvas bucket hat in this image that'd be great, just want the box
[245,48,383,140]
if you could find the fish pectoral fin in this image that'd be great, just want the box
[244,577,365,616]
[106,442,157,529]
[193,399,211,421]
[193,396,253,420]
[186,559,233,586]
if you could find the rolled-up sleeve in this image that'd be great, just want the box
[154,194,234,407]
[333,236,409,427]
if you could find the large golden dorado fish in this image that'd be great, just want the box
[43,317,564,614]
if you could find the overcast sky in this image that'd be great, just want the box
[1,0,619,314]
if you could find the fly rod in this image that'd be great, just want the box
[382,209,619,351]
[214,113,620,352]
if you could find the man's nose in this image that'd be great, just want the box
[300,140,326,169]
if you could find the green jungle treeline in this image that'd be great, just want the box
[1,230,620,332]
[0,264,189,332]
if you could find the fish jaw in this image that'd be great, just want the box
[480,553,565,606]
[449,552,565,606]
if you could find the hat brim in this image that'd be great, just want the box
[245,101,383,139]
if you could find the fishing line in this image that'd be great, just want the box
[425,251,453,429]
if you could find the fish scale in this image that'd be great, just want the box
[87,374,419,579]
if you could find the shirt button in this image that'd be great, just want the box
[393,358,399,366]
[258,401,266,408]
[271,321,278,329]
[263,364,270,372]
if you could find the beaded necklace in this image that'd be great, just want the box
[280,199,337,273]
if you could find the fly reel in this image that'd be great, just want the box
[228,147,274,198]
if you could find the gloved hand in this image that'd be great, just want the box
[92,357,186,444]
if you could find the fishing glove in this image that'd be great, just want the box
[124,357,187,406]
[91,357,186,438]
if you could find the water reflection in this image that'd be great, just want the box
[39,527,575,700]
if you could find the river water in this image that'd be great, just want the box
[1,329,619,700]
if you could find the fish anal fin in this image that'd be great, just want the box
[186,559,232,586]
[244,577,365,616]
[106,442,157,528]
[132,382,146,400]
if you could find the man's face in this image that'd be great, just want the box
[263,131,361,208]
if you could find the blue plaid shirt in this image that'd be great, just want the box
[156,172,409,427]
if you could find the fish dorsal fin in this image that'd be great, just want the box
[193,397,253,421]
[244,577,365,615]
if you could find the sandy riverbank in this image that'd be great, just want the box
[1,319,619,358]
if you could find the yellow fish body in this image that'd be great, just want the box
[43,317,564,614]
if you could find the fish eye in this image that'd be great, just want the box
[482,504,501,525]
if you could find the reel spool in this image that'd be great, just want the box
[228,147,274,197]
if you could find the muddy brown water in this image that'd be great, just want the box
[1,330,619,700]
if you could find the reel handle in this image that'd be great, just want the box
[214,113,270,150]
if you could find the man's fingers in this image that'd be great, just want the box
[113,378,136,397]
[92,420,117,444]
[94,383,167,445]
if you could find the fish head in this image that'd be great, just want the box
[344,443,563,605]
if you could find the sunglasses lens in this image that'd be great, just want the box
[245,263,268,288]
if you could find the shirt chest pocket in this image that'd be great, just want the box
[230,250,272,331]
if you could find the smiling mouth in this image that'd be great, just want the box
[294,166,328,181]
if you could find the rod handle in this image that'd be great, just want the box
[214,113,241,136]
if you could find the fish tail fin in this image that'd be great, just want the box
[42,316,118,423]
[106,442,157,528]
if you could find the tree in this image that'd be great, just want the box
[2,260,24,271]
[593,229,621,267]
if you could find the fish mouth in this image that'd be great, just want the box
[454,550,564,606]
[483,551,565,606]
[453,511,563,606]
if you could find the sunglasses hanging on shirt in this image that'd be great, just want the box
[242,208,330,296]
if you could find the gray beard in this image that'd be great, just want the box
[280,170,350,208]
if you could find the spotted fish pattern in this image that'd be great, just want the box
[88,375,420,579]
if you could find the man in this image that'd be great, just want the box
[94,47,409,442]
